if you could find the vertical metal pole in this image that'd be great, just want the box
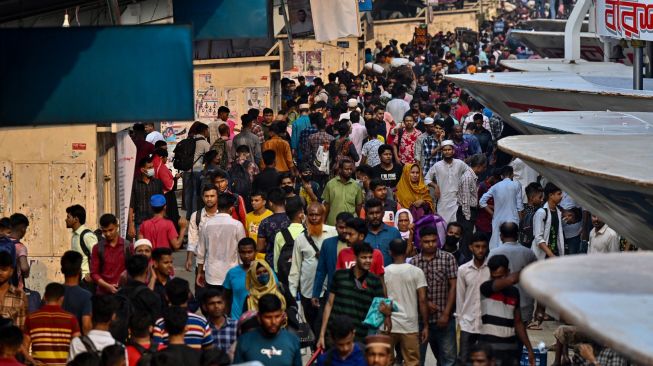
[646,42,653,78]
[634,45,643,90]
[279,0,293,47]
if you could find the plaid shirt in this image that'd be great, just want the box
[299,126,318,163]
[422,134,442,175]
[308,131,335,174]
[251,123,265,144]
[209,317,238,351]
[0,285,28,330]
[572,348,627,366]
[457,165,479,220]
[410,251,457,323]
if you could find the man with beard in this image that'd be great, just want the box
[317,242,387,348]
[364,198,402,266]
[234,294,302,365]
[425,141,468,224]
[288,202,336,337]
[588,215,620,254]
[186,185,218,272]
[456,232,491,362]
[312,212,354,306]
[322,159,364,226]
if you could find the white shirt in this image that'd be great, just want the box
[386,98,411,125]
[425,158,467,224]
[456,259,490,334]
[350,122,368,164]
[479,178,524,249]
[288,226,336,298]
[384,263,427,334]
[509,158,539,203]
[588,224,620,254]
[197,213,246,285]
[69,330,116,360]
[187,208,219,255]
[146,131,165,144]
[531,206,566,260]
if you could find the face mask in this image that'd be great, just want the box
[282,185,294,194]
[445,235,459,247]
[257,274,270,285]
[356,179,364,188]
[145,168,155,177]
[450,98,458,104]
[339,90,348,96]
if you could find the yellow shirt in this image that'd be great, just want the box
[246,209,273,243]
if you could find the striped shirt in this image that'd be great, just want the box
[330,268,385,342]
[24,305,80,366]
[479,280,520,352]
[152,311,214,350]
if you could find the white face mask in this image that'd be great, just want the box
[145,168,155,177]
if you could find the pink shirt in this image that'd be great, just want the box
[139,217,178,249]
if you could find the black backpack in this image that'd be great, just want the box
[276,228,297,288]
[129,340,159,366]
[228,161,253,199]
[79,229,103,266]
[172,136,200,171]
[519,206,557,247]
[110,285,152,343]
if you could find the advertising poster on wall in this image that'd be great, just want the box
[161,121,194,174]
[195,72,221,121]
[287,0,314,36]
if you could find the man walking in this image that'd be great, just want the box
[479,165,524,249]
[425,140,467,224]
[384,239,429,366]
[588,215,620,254]
[456,232,490,361]
[196,192,246,287]
[457,154,487,251]
[65,204,98,287]
[532,183,566,260]
[489,222,537,323]
[364,198,402,266]
[322,159,364,226]
[91,214,131,295]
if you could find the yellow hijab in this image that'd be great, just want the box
[396,163,434,212]
[245,260,286,312]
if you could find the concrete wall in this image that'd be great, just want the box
[0,125,99,292]
[281,36,364,81]
[365,9,479,48]
[193,61,273,125]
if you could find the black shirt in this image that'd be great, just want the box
[252,167,280,194]
[443,116,455,137]
[371,164,403,188]
[160,344,201,366]
[130,177,164,225]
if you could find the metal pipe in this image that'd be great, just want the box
[634,46,643,90]
[646,42,653,78]
[279,0,293,47]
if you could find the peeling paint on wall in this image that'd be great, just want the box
[0,162,12,216]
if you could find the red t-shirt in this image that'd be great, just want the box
[139,217,178,249]
[336,247,385,276]
[126,342,166,366]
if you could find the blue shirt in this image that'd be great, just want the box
[234,328,302,366]
[312,236,343,298]
[223,265,248,320]
[366,224,402,266]
[463,133,482,155]
[291,114,311,151]
[317,343,366,366]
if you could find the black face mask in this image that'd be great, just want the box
[282,185,295,194]
[445,235,459,248]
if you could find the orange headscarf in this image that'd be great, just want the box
[396,163,434,212]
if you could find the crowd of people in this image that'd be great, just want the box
[0,5,634,366]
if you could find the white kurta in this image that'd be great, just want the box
[479,178,524,249]
[510,158,539,203]
[425,159,467,224]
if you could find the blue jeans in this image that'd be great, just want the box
[183,171,203,219]
[419,319,457,366]
[565,236,584,255]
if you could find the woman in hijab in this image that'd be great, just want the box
[396,163,434,221]
[394,208,416,256]
[243,260,286,313]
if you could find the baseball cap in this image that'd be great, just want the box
[150,194,166,208]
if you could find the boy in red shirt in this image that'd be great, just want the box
[125,313,165,366]
[139,194,188,250]
[0,325,24,366]
[336,217,385,276]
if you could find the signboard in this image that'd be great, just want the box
[0,25,193,125]
[287,0,314,37]
[359,0,373,11]
[173,0,270,39]
[116,130,136,239]
[596,0,653,41]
